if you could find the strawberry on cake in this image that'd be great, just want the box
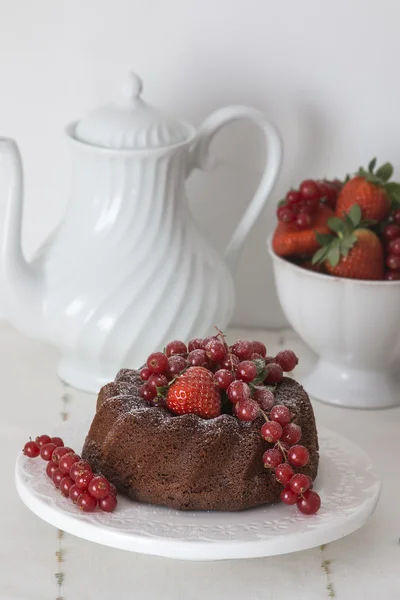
[82,332,321,514]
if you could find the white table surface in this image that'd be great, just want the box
[1,322,399,600]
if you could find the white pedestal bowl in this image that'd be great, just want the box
[268,238,400,409]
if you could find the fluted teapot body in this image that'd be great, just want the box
[0,73,282,391]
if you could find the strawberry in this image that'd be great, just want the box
[335,158,396,221]
[166,367,221,419]
[312,205,384,280]
[272,204,334,257]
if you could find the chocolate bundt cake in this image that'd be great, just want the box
[82,368,319,511]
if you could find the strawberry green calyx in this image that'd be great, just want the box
[312,204,373,267]
[358,158,400,209]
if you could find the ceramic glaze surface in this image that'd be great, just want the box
[75,73,193,150]
[268,238,400,409]
[44,147,235,385]
[15,419,381,560]
[0,73,282,391]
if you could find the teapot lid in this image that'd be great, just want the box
[74,72,193,150]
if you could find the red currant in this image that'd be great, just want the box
[234,399,260,421]
[275,350,298,372]
[299,179,320,200]
[385,270,400,280]
[277,205,294,223]
[227,380,250,404]
[167,355,188,377]
[75,470,94,490]
[52,469,64,488]
[69,484,81,503]
[52,447,74,464]
[88,475,111,500]
[264,363,283,384]
[147,352,168,374]
[393,209,400,226]
[59,453,80,475]
[321,182,338,209]
[165,340,187,357]
[303,197,320,213]
[236,360,257,383]
[139,383,156,401]
[288,445,310,467]
[286,190,301,205]
[188,338,203,352]
[219,353,240,370]
[77,491,97,512]
[290,473,311,494]
[23,440,40,458]
[252,341,267,357]
[270,405,291,426]
[188,349,208,367]
[231,340,254,361]
[281,423,302,445]
[69,460,92,481]
[139,367,151,381]
[264,356,276,365]
[214,369,234,390]
[147,373,168,393]
[388,238,400,256]
[330,178,343,190]
[46,461,58,479]
[60,476,74,497]
[280,486,298,505]
[99,494,118,512]
[40,442,57,461]
[35,434,51,448]
[205,339,226,362]
[297,490,321,515]
[383,224,400,241]
[274,463,294,484]
[150,396,167,408]
[253,387,275,410]
[109,483,117,496]
[50,437,64,448]
[201,336,219,351]
[263,448,284,469]
[316,181,331,200]
[297,202,313,214]
[387,254,400,272]
[296,212,313,230]
[260,420,282,442]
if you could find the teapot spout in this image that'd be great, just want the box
[0,139,43,337]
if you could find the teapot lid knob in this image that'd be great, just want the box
[123,72,143,102]
[74,71,194,150]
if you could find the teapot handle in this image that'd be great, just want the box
[188,105,282,271]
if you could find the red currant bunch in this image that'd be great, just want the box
[383,216,400,280]
[22,434,118,514]
[258,403,321,515]
[276,179,341,230]
[136,332,321,516]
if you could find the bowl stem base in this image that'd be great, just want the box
[57,356,113,393]
[301,359,400,409]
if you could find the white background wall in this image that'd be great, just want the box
[0,0,399,328]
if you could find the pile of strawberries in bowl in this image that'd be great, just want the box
[272,159,400,281]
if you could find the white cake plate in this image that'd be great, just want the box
[15,421,380,561]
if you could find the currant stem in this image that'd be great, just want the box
[214,327,237,375]
[214,326,226,342]
[260,408,288,460]
[277,440,288,461]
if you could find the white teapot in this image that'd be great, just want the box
[0,73,282,392]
